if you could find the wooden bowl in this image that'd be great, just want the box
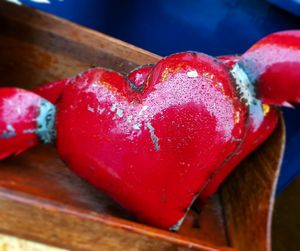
[0,2,285,251]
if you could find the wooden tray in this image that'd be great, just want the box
[0,2,285,251]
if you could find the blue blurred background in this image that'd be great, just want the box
[18,0,300,193]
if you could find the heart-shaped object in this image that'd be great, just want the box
[32,31,300,229]
[54,52,257,230]
[32,58,279,206]
[2,30,300,230]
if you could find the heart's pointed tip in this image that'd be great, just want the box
[168,216,185,232]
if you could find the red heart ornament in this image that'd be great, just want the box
[55,52,250,229]
[32,51,282,230]
[2,30,300,230]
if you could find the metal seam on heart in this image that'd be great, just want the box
[169,216,185,231]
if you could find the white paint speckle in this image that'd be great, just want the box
[23,129,36,134]
[138,105,149,115]
[126,115,133,123]
[97,107,105,114]
[16,107,22,115]
[6,124,15,132]
[116,108,124,118]
[187,70,198,78]
[110,103,117,112]
[133,123,142,130]
[135,73,143,81]
[87,105,95,113]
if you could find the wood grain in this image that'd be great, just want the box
[0,1,285,251]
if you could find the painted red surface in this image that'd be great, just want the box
[1,30,300,230]
[199,55,279,202]
[33,79,68,104]
[0,88,41,160]
[127,64,154,87]
[55,53,246,229]
[240,30,300,107]
[199,31,300,201]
